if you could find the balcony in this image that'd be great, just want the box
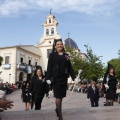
[26,66,36,74]
[17,63,37,74]
[2,64,11,69]
[17,63,26,70]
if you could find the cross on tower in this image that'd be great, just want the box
[50,8,52,14]
[67,32,71,38]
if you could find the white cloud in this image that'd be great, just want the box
[0,0,119,16]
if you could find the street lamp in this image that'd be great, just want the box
[9,74,11,83]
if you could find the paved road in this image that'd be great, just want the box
[0,90,120,120]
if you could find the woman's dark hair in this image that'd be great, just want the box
[52,39,65,53]
[33,66,44,77]
[106,63,115,75]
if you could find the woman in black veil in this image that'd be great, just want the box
[103,63,117,106]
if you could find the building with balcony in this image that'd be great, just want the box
[0,45,40,83]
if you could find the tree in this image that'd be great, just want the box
[65,47,84,74]
[84,45,104,81]
[0,56,3,66]
[65,45,104,82]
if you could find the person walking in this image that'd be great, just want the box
[116,85,120,104]
[29,66,49,110]
[46,39,76,120]
[103,63,117,106]
[87,81,99,107]
[22,82,31,111]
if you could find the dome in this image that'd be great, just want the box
[64,38,78,49]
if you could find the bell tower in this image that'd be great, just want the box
[37,13,61,71]
[37,14,61,47]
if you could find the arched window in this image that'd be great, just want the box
[49,19,51,23]
[51,28,54,35]
[46,29,49,36]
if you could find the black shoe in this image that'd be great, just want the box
[0,109,4,112]
[55,108,59,117]
[31,102,34,109]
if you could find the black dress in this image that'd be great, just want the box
[103,73,117,100]
[29,76,49,110]
[22,88,31,103]
[30,76,49,102]
[46,51,76,98]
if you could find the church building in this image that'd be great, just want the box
[0,13,87,83]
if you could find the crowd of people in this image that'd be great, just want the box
[0,82,17,95]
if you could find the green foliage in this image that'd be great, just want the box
[84,45,104,81]
[0,56,3,66]
[65,45,104,82]
[108,58,120,80]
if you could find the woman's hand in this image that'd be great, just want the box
[104,84,109,89]
[46,80,51,84]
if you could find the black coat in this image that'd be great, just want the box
[103,73,117,100]
[87,86,99,100]
[29,76,49,102]
[22,88,31,102]
[46,51,76,82]
[103,73,117,90]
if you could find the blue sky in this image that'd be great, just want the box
[0,0,120,65]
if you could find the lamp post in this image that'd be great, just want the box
[9,74,11,83]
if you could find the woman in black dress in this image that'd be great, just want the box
[103,64,117,106]
[46,39,76,120]
[30,67,49,110]
[22,82,31,110]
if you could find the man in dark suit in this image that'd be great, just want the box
[87,81,99,107]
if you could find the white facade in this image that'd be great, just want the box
[0,45,40,83]
[37,14,61,72]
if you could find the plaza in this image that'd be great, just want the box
[0,1,120,120]
[0,90,120,120]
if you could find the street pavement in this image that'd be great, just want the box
[0,90,120,120]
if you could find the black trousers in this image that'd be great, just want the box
[35,97,44,110]
[90,99,99,107]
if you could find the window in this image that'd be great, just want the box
[51,28,54,35]
[28,60,31,66]
[47,49,52,58]
[46,29,49,36]
[49,19,51,23]
[20,57,23,64]
[35,62,37,66]
[5,56,10,64]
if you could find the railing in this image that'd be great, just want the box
[17,63,36,73]
[2,64,11,69]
